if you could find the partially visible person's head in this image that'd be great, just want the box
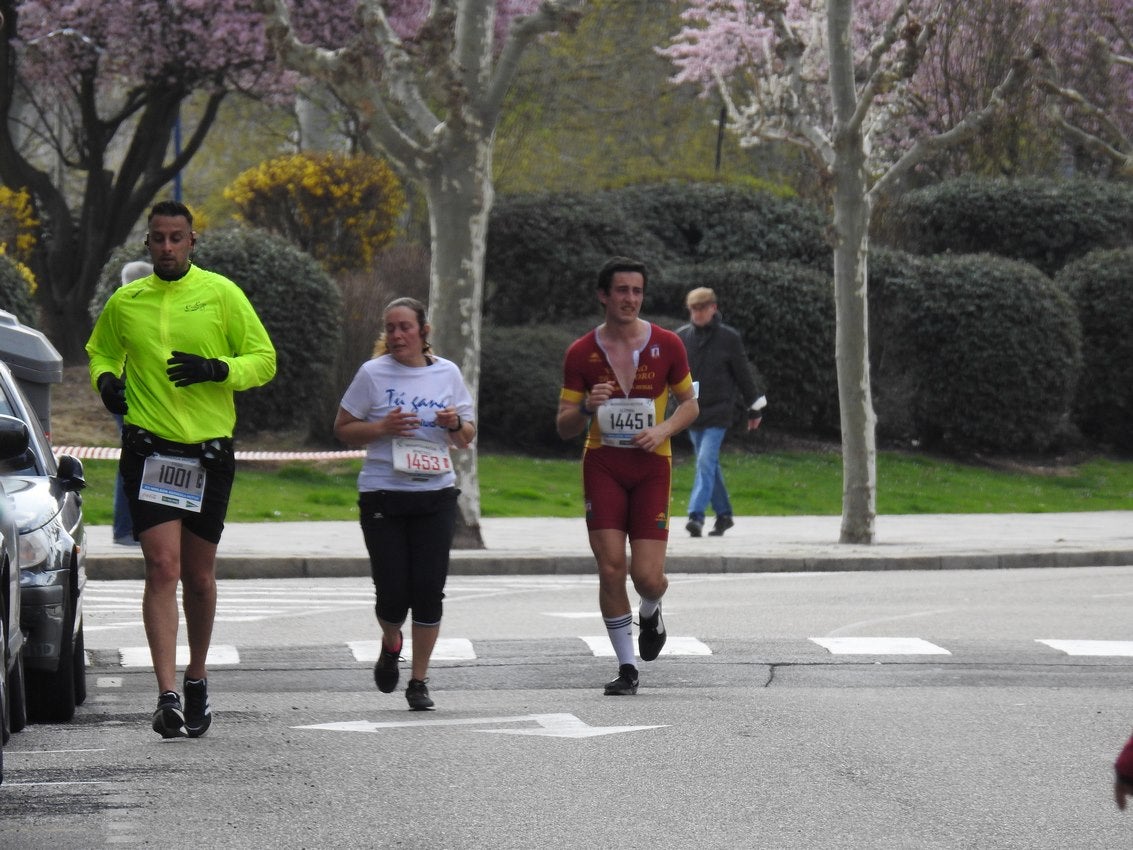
[120,260,153,286]
[597,257,648,294]
[686,286,718,327]
[374,296,432,362]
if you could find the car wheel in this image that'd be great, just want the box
[72,619,86,707]
[26,599,76,724]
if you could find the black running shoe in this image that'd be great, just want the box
[406,678,434,711]
[374,631,403,694]
[638,605,667,661]
[183,677,212,738]
[604,664,639,695]
[152,690,188,739]
[708,514,735,537]
[685,517,703,537]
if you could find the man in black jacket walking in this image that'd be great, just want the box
[677,287,766,537]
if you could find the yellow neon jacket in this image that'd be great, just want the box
[86,264,276,443]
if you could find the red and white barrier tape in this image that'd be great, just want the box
[53,446,365,462]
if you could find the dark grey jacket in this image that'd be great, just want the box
[677,313,763,430]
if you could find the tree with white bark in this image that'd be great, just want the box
[663,0,1040,543]
[256,0,587,546]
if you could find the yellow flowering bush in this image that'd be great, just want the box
[0,185,38,266]
[224,152,406,274]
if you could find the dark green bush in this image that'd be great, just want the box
[870,252,1081,454]
[484,181,829,325]
[478,320,596,454]
[92,227,342,440]
[675,260,839,435]
[0,253,38,327]
[1056,248,1133,452]
[882,178,1133,276]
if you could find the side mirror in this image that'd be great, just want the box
[0,414,30,462]
[56,454,87,492]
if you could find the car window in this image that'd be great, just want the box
[0,374,51,476]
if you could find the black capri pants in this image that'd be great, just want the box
[358,487,460,627]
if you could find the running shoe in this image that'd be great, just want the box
[604,664,639,696]
[708,514,735,537]
[152,690,188,739]
[405,678,434,711]
[374,631,403,694]
[183,677,212,738]
[638,605,667,661]
[685,517,703,537]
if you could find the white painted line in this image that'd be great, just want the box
[347,638,476,663]
[1037,639,1133,656]
[580,636,712,657]
[810,637,951,655]
[295,712,667,738]
[119,644,240,667]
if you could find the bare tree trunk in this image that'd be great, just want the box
[423,137,491,549]
[828,0,876,544]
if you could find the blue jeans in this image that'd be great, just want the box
[687,427,732,520]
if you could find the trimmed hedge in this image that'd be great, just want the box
[478,319,597,454]
[484,181,829,325]
[92,227,342,440]
[1056,248,1133,452]
[869,251,1081,453]
[882,177,1133,276]
[678,260,839,435]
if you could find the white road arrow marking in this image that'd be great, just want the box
[294,712,667,738]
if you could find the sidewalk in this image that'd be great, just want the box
[84,511,1133,579]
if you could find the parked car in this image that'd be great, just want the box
[0,360,87,723]
[0,415,30,784]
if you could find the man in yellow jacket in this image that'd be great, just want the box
[87,200,276,739]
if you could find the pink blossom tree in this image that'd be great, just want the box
[663,1,1041,543]
[256,0,586,544]
[0,0,347,358]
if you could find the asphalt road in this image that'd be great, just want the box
[3,567,1132,848]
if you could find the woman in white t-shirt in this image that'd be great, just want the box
[333,297,476,710]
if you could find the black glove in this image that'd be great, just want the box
[97,372,128,415]
[166,351,229,387]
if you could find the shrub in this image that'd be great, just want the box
[484,181,830,325]
[478,320,595,454]
[224,152,406,274]
[0,185,38,265]
[0,252,38,327]
[882,177,1133,276]
[93,226,342,441]
[672,260,839,435]
[1056,248,1133,452]
[870,252,1081,454]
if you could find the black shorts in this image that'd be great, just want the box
[119,440,236,545]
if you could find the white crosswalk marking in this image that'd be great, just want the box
[348,639,477,663]
[580,636,713,657]
[1037,639,1133,656]
[119,645,241,668]
[810,637,951,655]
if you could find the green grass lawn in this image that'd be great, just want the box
[74,449,1133,525]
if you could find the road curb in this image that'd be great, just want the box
[85,547,1133,580]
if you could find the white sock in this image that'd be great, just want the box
[604,613,636,666]
[638,596,662,622]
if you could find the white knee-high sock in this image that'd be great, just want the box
[604,613,636,666]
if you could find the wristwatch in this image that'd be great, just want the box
[447,415,463,433]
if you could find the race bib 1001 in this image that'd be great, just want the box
[392,437,452,479]
[139,454,206,513]
[597,397,655,448]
